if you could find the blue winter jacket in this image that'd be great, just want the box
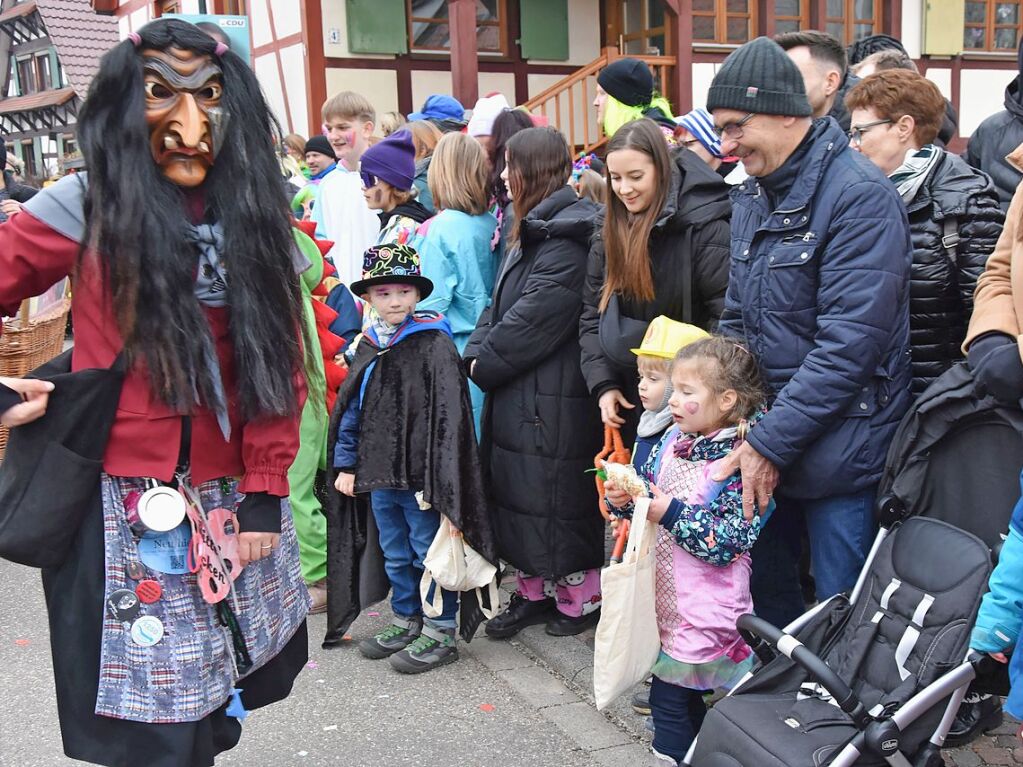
[718,118,913,500]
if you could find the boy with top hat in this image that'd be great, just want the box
[328,242,497,673]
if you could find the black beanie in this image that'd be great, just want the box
[597,58,654,107]
[706,37,812,118]
[304,134,336,160]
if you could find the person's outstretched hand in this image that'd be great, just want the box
[0,377,54,427]
[712,441,778,520]
[598,389,634,427]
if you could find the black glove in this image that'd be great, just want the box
[968,332,1023,404]
[236,491,282,534]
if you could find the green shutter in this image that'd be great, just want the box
[519,0,569,61]
[923,0,965,56]
[346,0,408,55]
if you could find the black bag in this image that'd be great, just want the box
[0,349,125,568]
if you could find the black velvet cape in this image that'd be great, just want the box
[322,327,497,646]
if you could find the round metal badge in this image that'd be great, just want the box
[130,615,164,647]
[137,486,187,533]
[107,589,141,622]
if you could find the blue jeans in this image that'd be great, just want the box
[751,488,876,629]
[370,488,458,628]
[650,676,707,764]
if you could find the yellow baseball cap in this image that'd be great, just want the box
[630,316,710,359]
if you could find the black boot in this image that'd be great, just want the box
[945,693,1003,747]
[545,608,601,636]
[485,593,557,639]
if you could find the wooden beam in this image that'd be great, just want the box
[758,0,774,37]
[448,0,478,108]
[300,0,326,134]
[809,0,826,30]
[883,0,901,40]
[671,0,692,114]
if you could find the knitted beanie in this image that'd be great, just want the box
[597,58,654,107]
[304,134,336,160]
[359,129,416,190]
[677,108,723,158]
[706,37,811,118]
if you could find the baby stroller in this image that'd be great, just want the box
[686,364,1023,766]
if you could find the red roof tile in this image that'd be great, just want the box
[34,0,118,99]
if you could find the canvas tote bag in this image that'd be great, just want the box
[420,514,499,619]
[593,496,660,710]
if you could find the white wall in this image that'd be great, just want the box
[325,68,399,116]
[959,68,1015,135]
[901,0,922,59]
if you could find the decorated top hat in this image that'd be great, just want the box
[350,242,434,300]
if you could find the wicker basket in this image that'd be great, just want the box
[0,296,72,457]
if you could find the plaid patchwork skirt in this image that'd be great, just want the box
[95,474,310,723]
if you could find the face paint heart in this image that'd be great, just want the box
[684,402,700,414]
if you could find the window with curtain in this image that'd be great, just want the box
[407,0,507,54]
[693,0,757,45]
[965,0,1021,51]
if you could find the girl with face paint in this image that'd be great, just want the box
[359,129,431,246]
[603,335,768,764]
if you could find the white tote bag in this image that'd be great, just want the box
[592,497,660,710]
[420,515,499,619]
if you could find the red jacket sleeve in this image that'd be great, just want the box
[237,367,307,497]
[0,212,78,318]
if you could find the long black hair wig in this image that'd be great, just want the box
[77,18,304,419]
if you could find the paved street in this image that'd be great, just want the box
[1,555,1019,766]
[0,559,659,767]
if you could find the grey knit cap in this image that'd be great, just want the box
[706,36,812,117]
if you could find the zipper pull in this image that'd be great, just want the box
[802,231,814,242]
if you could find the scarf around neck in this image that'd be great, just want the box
[889,144,940,203]
[185,222,231,441]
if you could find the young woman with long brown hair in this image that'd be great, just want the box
[579,118,732,436]
[464,126,604,637]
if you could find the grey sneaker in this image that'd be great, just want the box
[358,616,423,660]
[389,625,459,673]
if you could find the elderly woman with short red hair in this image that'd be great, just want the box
[846,69,1004,395]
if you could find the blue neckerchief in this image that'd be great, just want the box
[357,311,453,406]
[310,164,336,182]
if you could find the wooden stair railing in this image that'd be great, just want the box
[522,46,676,154]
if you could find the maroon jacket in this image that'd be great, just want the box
[0,210,303,496]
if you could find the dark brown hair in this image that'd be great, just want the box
[845,69,945,146]
[576,169,606,204]
[774,29,847,74]
[505,127,571,244]
[488,109,535,208]
[600,118,671,311]
[674,336,765,424]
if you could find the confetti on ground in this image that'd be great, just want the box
[316,679,325,684]
[343,635,352,641]
[14,639,29,647]
[367,611,380,617]
[323,725,338,731]
[306,661,318,670]
[297,751,308,757]
[479,704,495,712]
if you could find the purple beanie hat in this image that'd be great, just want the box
[360,129,416,190]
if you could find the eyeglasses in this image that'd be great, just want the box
[680,139,702,148]
[713,113,756,139]
[847,119,893,147]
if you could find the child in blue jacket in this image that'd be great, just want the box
[971,473,1023,722]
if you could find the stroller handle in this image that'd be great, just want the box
[736,614,871,729]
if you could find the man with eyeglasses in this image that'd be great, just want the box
[707,36,913,630]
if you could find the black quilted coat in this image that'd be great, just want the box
[464,187,604,580]
[903,151,1004,395]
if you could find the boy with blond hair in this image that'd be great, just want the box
[313,91,381,286]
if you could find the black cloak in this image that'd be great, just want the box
[322,326,497,646]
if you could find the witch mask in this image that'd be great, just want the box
[143,46,223,187]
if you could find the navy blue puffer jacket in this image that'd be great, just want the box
[719,119,913,500]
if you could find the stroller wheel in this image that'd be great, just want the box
[911,743,945,767]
